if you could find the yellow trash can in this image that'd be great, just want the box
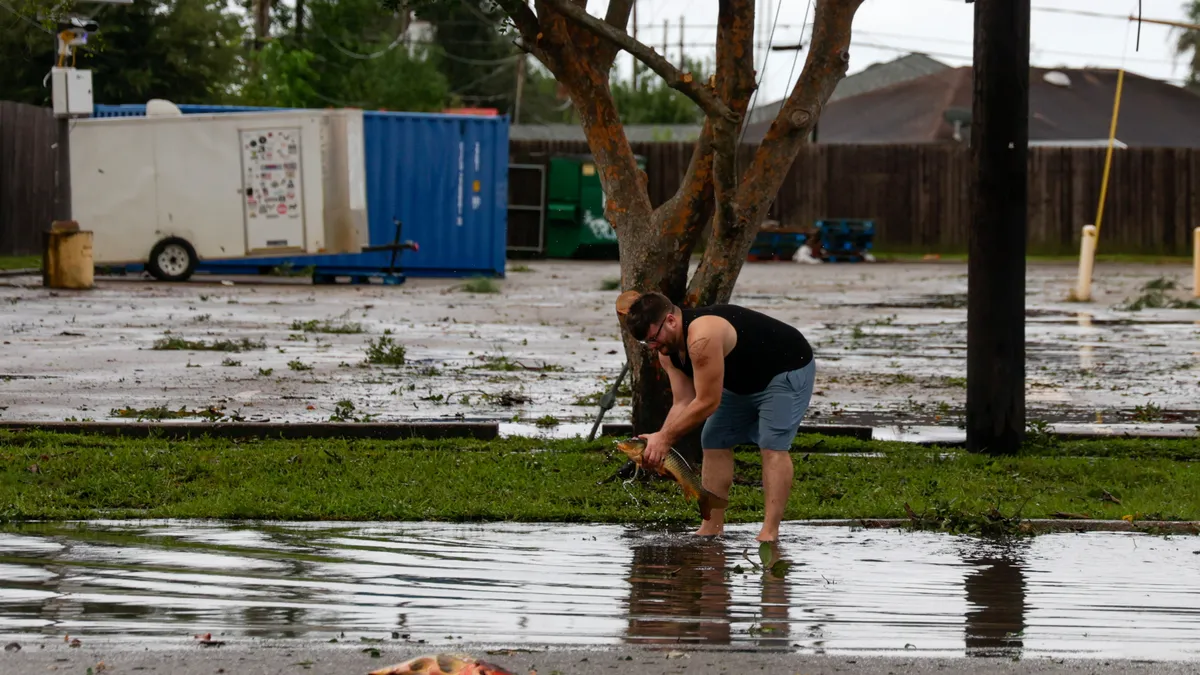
[44,220,94,290]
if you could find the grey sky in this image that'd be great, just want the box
[592,0,1196,105]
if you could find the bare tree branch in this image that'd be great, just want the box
[538,0,739,124]
[603,0,635,29]
[739,0,865,202]
[687,0,866,305]
[499,0,556,69]
[596,0,635,69]
[653,121,715,266]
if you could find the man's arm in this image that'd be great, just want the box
[657,326,724,445]
[659,351,696,431]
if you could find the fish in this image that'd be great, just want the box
[614,437,729,520]
[369,653,516,675]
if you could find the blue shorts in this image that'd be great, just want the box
[700,360,817,451]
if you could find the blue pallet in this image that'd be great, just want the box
[91,104,509,280]
[817,219,876,254]
[749,230,810,260]
[313,271,406,286]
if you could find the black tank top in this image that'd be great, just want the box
[668,304,814,395]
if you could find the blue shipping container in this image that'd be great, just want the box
[91,104,509,279]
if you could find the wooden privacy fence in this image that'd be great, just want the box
[510,140,1200,255]
[2,106,1196,257]
[0,101,57,257]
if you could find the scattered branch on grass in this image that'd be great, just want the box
[329,399,376,423]
[364,336,406,366]
[456,277,500,294]
[109,405,244,422]
[290,319,365,334]
[473,355,563,373]
[152,337,266,352]
[1116,278,1200,311]
[902,498,1033,536]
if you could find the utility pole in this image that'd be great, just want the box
[513,54,526,124]
[54,114,71,224]
[631,0,638,88]
[967,0,1031,455]
[770,41,813,140]
[678,15,684,68]
[662,19,668,62]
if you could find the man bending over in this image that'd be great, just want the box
[623,292,816,542]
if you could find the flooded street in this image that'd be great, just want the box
[2,520,1199,661]
[1,260,1197,434]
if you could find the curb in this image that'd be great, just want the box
[0,421,499,440]
[0,268,39,278]
[797,518,1200,534]
[602,422,874,440]
[0,421,1193,444]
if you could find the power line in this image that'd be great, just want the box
[737,0,784,171]
[852,29,1179,66]
[782,0,812,99]
[0,0,52,34]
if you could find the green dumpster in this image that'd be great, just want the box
[544,154,645,259]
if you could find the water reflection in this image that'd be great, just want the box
[0,522,1198,660]
[624,537,732,644]
[962,540,1028,658]
[622,537,793,648]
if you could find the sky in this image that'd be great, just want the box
[590,0,1197,106]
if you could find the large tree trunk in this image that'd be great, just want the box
[510,0,864,451]
[253,0,274,50]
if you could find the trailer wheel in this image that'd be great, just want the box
[147,237,198,282]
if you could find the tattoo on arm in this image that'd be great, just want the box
[688,336,712,366]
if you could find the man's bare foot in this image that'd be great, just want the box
[694,523,724,537]
[756,530,778,543]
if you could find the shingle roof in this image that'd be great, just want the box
[793,66,1200,147]
[744,53,952,132]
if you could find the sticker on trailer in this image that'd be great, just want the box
[240,127,305,250]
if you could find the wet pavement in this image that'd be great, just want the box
[1,260,1198,434]
[2,520,1200,661]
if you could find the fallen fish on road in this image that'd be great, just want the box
[370,653,516,675]
[614,438,729,520]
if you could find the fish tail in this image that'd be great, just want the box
[666,450,728,520]
[698,486,729,521]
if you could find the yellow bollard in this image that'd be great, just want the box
[1072,224,1098,302]
[44,220,94,290]
[1193,227,1199,299]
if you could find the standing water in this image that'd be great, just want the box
[1,520,1199,660]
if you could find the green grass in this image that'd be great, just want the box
[152,336,266,352]
[2,431,1199,528]
[457,276,500,293]
[289,319,365,334]
[0,256,39,271]
[363,335,405,365]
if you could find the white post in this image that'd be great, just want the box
[1193,227,1199,299]
[1073,224,1098,302]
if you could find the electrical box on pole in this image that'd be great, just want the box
[51,68,93,117]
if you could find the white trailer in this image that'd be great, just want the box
[68,101,370,281]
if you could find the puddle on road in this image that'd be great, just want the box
[1,521,1199,660]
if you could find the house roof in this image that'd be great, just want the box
[793,66,1200,147]
[744,53,952,131]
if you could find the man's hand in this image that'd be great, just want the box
[638,431,672,473]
